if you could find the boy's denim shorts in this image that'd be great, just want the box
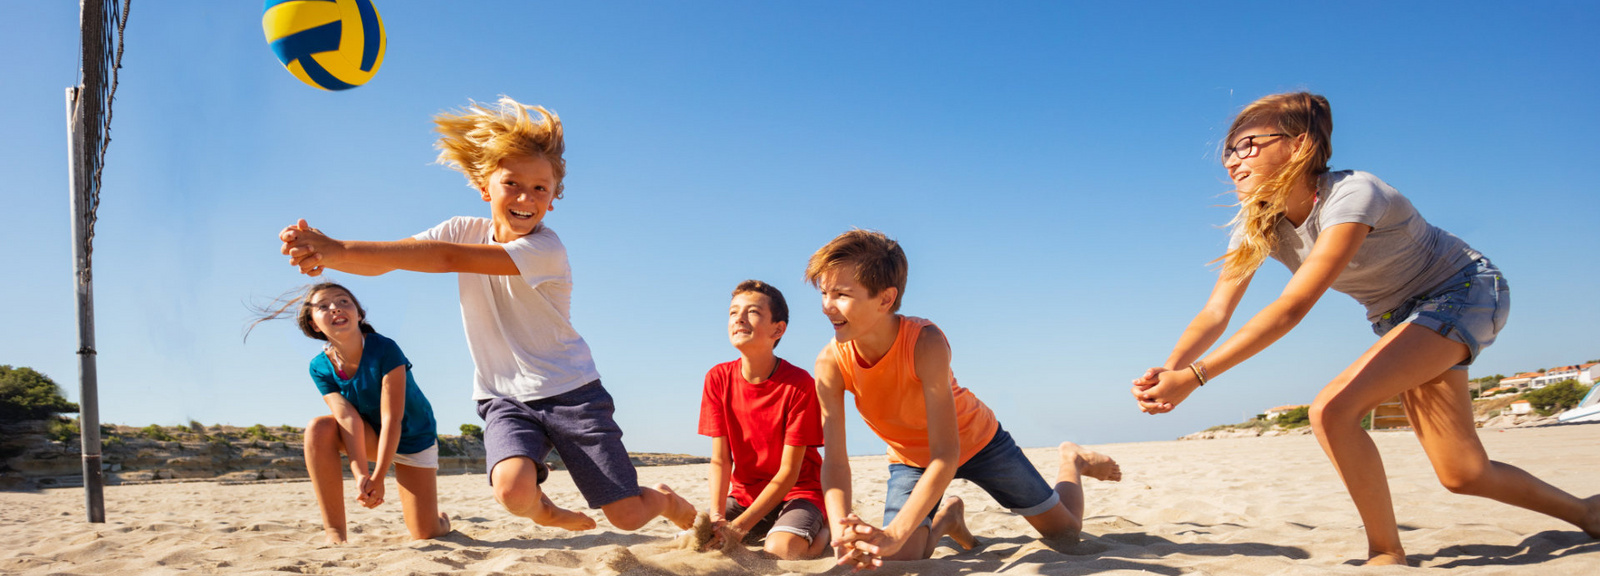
[882,425,1058,528]
[1371,258,1510,371]
[476,380,641,509]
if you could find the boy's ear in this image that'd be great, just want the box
[877,287,898,312]
[770,320,787,342]
[479,185,492,202]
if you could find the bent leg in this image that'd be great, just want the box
[1403,373,1600,536]
[304,415,350,544]
[600,483,696,531]
[491,457,596,530]
[1024,442,1121,544]
[393,463,450,540]
[1308,324,1469,566]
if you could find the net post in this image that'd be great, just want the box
[69,0,107,522]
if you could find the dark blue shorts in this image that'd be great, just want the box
[476,381,641,509]
[883,425,1059,528]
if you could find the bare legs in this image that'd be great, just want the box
[1309,324,1600,566]
[1021,442,1123,545]
[303,415,451,543]
[877,496,979,561]
[491,458,695,532]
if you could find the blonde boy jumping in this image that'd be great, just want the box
[807,230,1122,569]
[280,97,695,534]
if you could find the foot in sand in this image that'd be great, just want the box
[937,496,978,550]
[323,527,348,545]
[656,483,698,530]
[1060,442,1121,482]
[1581,494,1600,539]
[1363,551,1409,566]
[535,493,597,531]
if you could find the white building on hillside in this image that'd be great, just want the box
[1501,372,1540,389]
[1532,365,1581,389]
[1580,362,1599,386]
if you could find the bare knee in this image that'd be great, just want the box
[602,497,650,531]
[1436,461,1492,496]
[493,477,540,515]
[304,416,341,454]
[1309,393,1365,434]
[764,532,812,560]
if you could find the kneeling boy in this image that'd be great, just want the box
[698,280,831,559]
[807,230,1123,569]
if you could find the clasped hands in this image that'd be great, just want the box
[354,473,384,509]
[279,218,337,276]
[830,514,903,571]
[1130,366,1200,414]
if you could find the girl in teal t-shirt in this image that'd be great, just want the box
[256,282,450,544]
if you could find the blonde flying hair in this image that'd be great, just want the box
[1218,92,1333,281]
[804,229,909,313]
[433,96,567,199]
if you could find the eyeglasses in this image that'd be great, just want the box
[1225,133,1289,160]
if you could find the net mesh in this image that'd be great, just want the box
[75,0,131,281]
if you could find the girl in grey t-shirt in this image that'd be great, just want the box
[1130,92,1600,566]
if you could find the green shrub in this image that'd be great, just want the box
[459,423,484,440]
[1276,406,1311,428]
[244,424,281,442]
[0,365,79,421]
[437,436,461,456]
[47,417,80,443]
[188,420,206,434]
[140,424,175,442]
[103,435,125,448]
[1522,380,1591,416]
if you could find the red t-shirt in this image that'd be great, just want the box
[697,358,825,510]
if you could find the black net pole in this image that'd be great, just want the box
[69,0,109,523]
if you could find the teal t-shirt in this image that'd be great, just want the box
[310,332,437,455]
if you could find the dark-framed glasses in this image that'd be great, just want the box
[1225,133,1289,160]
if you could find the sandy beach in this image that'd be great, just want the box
[3,424,1597,575]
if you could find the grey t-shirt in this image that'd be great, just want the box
[1230,170,1481,322]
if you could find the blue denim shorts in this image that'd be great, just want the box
[882,425,1058,528]
[1371,258,1510,370]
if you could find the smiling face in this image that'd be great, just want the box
[481,154,559,242]
[817,264,897,343]
[306,287,363,342]
[728,291,786,355]
[1224,123,1303,199]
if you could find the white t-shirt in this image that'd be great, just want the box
[1230,170,1480,322]
[413,216,600,402]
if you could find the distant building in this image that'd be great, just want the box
[1532,366,1581,389]
[1497,371,1536,388]
[1509,400,1532,415]
[1580,363,1599,386]
[1264,405,1306,419]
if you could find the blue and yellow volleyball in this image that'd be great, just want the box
[262,0,386,91]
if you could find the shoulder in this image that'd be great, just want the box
[308,352,334,375]
[705,359,739,380]
[775,359,816,386]
[419,216,492,242]
[909,318,949,355]
[1324,170,1398,200]
[504,224,566,250]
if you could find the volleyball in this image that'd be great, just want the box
[262,0,386,91]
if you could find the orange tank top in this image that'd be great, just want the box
[830,316,998,467]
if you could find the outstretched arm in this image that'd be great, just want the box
[1136,222,1370,413]
[280,219,520,277]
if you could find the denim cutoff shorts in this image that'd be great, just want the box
[883,425,1059,528]
[1370,257,1509,370]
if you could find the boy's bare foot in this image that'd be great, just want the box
[1363,551,1409,566]
[436,512,452,538]
[323,527,348,545]
[656,483,698,530]
[535,493,598,531]
[938,496,978,550]
[1060,442,1121,482]
[1580,494,1600,538]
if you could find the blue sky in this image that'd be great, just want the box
[3,1,1597,457]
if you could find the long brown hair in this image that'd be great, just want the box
[244,282,375,342]
[1217,92,1333,280]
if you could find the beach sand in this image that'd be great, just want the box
[3,424,1597,575]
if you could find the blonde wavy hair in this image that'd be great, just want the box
[1217,92,1333,281]
[433,96,567,199]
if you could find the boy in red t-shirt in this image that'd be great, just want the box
[697,280,831,559]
